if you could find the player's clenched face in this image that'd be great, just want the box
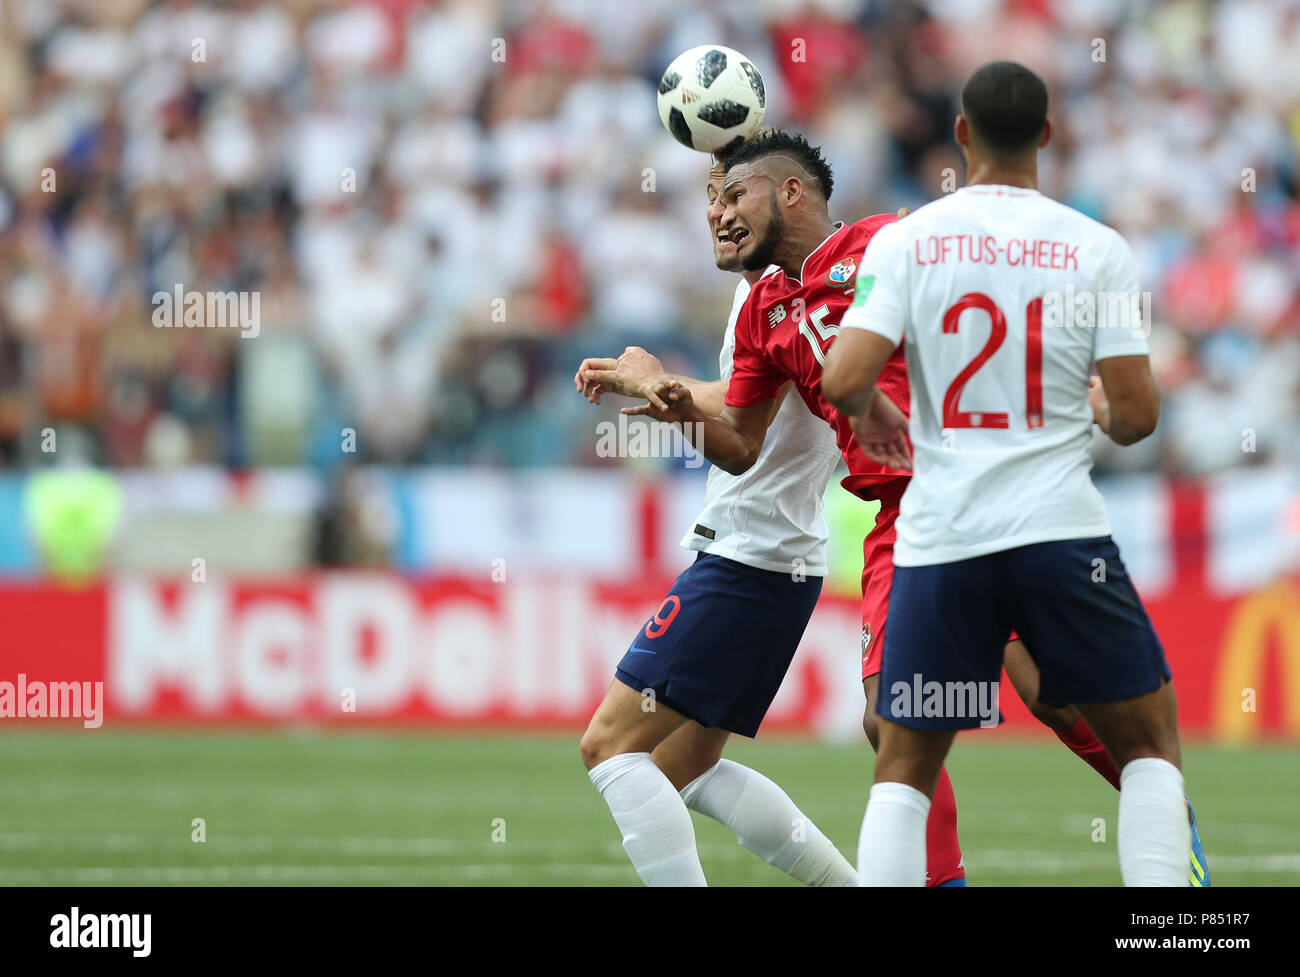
[707,163,742,272]
[717,162,784,273]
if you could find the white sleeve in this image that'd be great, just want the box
[839,221,908,347]
[1093,232,1151,361]
[727,277,752,329]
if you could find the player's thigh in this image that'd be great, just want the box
[1003,638,1079,732]
[1002,639,1040,705]
[580,679,690,770]
[652,722,730,791]
[1074,679,1181,771]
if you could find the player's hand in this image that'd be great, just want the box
[1087,375,1111,432]
[575,347,665,404]
[575,356,620,404]
[574,356,619,404]
[896,206,910,219]
[621,377,695,422]
[850,390,912,471]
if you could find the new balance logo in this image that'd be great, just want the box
[768,305,786,327]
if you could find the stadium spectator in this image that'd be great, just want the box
[0,0,1291,476]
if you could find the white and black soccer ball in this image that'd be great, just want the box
[656,45,766,154]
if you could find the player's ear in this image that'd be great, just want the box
[1039,119,1052,149]
[954,114,968,148]
[783,175,802,207]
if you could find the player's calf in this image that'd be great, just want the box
[1075,680,1181,772]
[862,671,966,885]
[652,718,857,886]
[859,719,958,886]
[581,681,706,886]
[1077,681,1187,886]
[651,721,729,790]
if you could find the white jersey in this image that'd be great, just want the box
[682,275,842,575]
[840,185,1150,567]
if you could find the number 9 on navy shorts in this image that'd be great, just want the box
[615,552,822,738]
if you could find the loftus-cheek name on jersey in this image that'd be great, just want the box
[915,234,1079,270]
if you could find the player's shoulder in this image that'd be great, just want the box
[1031,195,1134,266]
[844,213,898,245]
[1034,193,1122,235]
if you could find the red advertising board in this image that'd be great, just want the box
[2,573,1297,740]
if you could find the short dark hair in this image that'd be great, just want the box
[711,126,778,167]
[721,130,834,201]
[961,61,1048,155]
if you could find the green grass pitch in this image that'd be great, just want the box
[1,729,1296,885]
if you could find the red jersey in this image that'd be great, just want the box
[726,215,911,498]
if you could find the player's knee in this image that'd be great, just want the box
[862,677,881,749]
[1029,700,1076,733]
[1110,727,1182,771]
[861,707,880,750]
[579,725,612,771]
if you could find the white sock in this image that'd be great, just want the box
[589,753,707,886]
[1118,757,1190,886]
[681,759,858,887]
[857,782,930,886]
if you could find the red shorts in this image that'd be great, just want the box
[859,478,907,681]
[858,478,1019,681]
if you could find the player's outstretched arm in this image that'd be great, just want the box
[622,379,773,475]
[574,346,727,414]
[1093,355,1160,446]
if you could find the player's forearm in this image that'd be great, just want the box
[824,380,878,419]
[665,377,727,417]
[1094,356,1160,446]
[1104,413,1158,446]
[676,406,763,475]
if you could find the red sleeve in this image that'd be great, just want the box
[724,285,785,407]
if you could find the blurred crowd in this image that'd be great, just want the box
[0,0,1297,476]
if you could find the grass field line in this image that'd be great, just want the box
[4,830,1298,878]
[0,864,635,885]
[967,850,1300,875]
[992,812,1300,848]
[0,830,725,859]
[12,782,592,812]
[2,853,1298,885]
[5,824,1298,860]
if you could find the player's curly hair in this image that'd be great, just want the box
[719,130,834,201]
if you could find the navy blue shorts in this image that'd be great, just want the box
[614,552,822,738]
[878,535,1171,731]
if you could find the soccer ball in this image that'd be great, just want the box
[656,45,766,154]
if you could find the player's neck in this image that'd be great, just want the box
[965,155,1038,191]
[776,217,838,278]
